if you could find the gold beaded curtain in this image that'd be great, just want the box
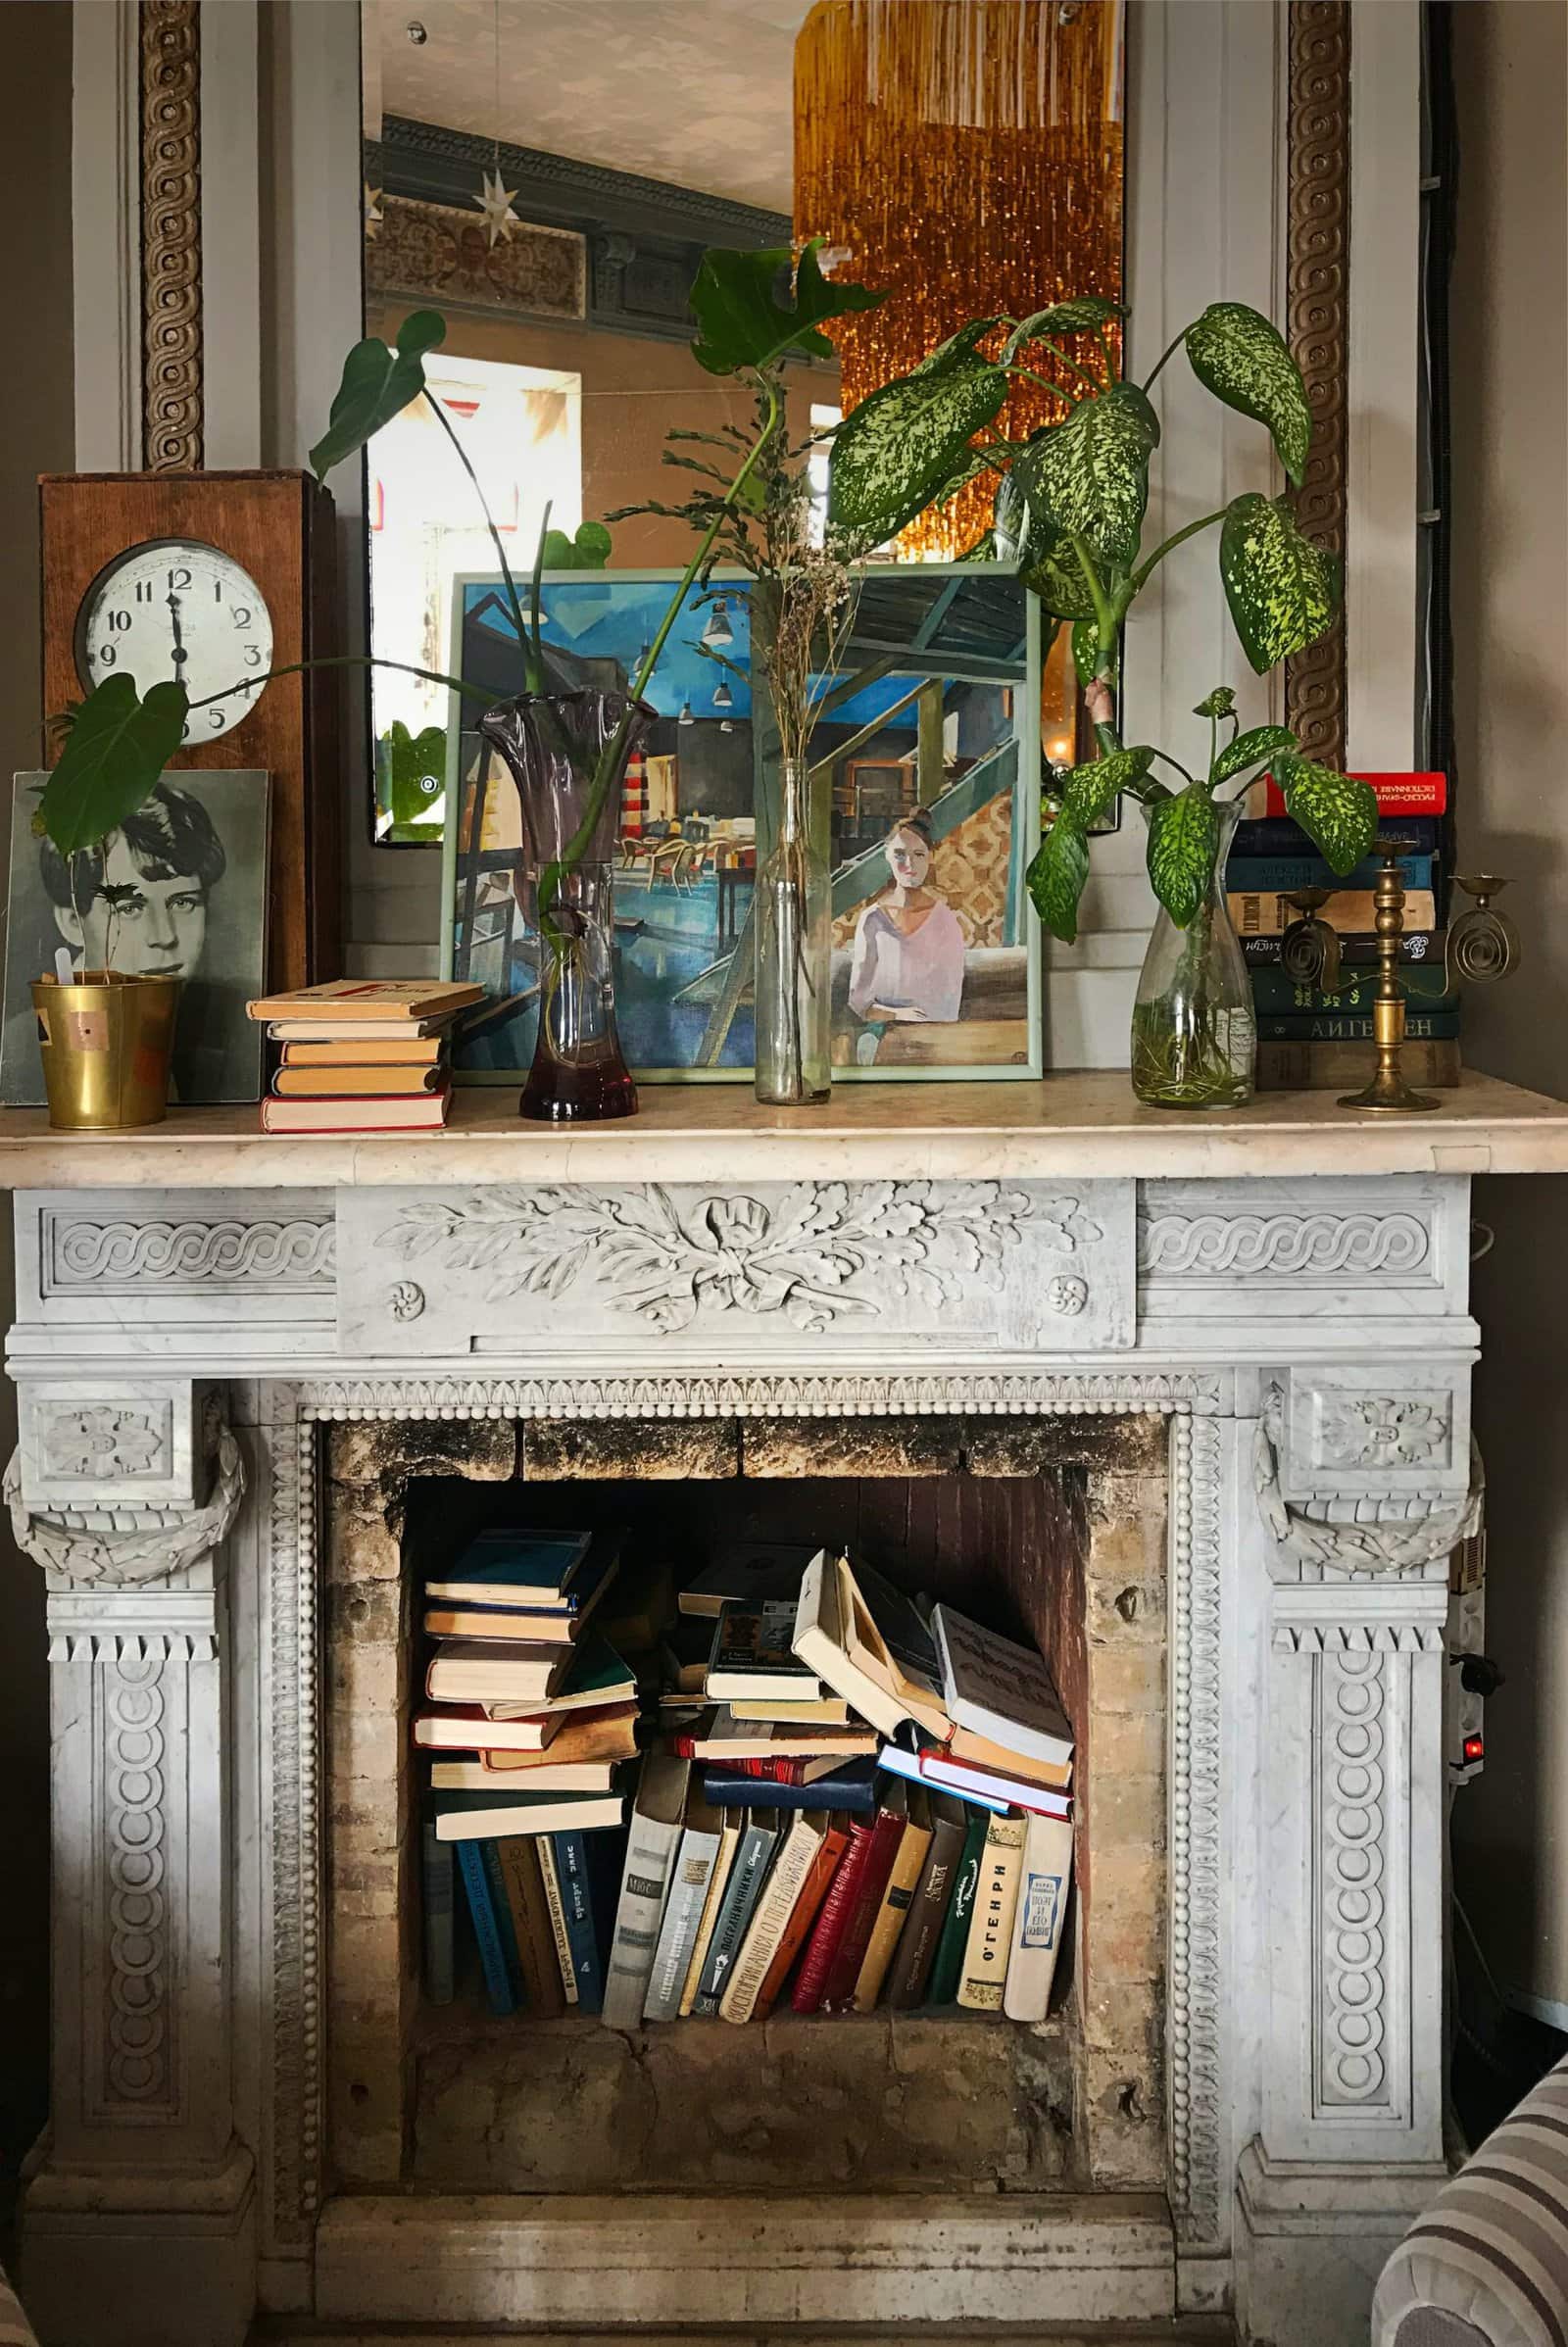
[795,0,1126,559]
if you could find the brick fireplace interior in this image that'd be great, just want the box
[323,1410,1170,2205]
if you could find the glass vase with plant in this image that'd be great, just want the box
[39,244,886,1123]
[823,295,1381,1105]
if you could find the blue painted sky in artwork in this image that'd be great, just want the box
[461,575,920,732]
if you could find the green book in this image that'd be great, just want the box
[926,1808,990,2005]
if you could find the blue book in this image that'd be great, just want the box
[1227,851,1433,895]
[700,1757,881,1815]
[1249,969,1459,1016]
[479,1840,526,2000]
[551,1828,622,2016]
[1233,815,1441,858]
[428,1527,592,1605]
[1259,1010,1460,1043]
[454,1838,517,2016]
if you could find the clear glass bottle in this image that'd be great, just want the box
[479,689,651,1123]
[1130,799,1256,1108]
[754,756,831,1104]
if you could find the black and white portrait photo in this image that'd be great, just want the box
[1,768,271,1106]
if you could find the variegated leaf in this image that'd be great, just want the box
[1002,296,1126,362]
[1272,754,1379,874]
[827,323,1008,545]
[1184,303,1312,487]
[1220,493,1339,674]
[994,465,1098,617]
[1210,723,1298,787]
[1026,810,1092,944]
[1059,744,1154,828]
[1147,786,1220,929]
[1004,382,1159,565]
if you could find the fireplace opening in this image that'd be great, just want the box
[323,1413,1169,2202]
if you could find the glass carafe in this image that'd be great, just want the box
[1130,799,1255,1108]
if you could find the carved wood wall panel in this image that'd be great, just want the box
[140,0,203,470]
[1284,0,1351,765]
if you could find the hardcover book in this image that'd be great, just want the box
[1229,888,1437,938]
[918,1752,1071,1821]
[720,1810,829,2025]
[272,1061,447,1096]
[701,1756,879,1814]
[818,1790,906,2011]
[754,1813,851,2020]
[691,1809,782,2017]
[481,1636,636,1722]
[885,1791,968,2010]
[792,1551,951,1743]
[425,1638,576,1708]
[791,1812,879,2016]
[414,1703,565,1754]
[429,1759,619,1795]
[956,1811,1028,2012]
[927,1809,990,2005]
[1003,1811,1075,2023]
[600,1752,691,2029]
[260,1086,450,1134]
[852,1785,934,2011]
[1261,768,1447,817]
[478,1706,640,1773]
[643,1794,725,2024]
[427,1528,591,1605]
[707,1599,823,1702]
[247,977,485,1021]
[493,1834,565,2017]
[678,1540,817,1620]
[479,1840,527,2006]
[1225,849,1432,895]
[454,1838,516,2017]
[431,1787,625,1841]
[1257,1038,1460,1090]
[1234,814,1441,859]
[679,1807,744,2017]
[931,1605,1074,1770]
[550,1827,621,2017]
[536,1837,579,2004]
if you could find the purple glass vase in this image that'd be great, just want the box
[478,689,653,1123]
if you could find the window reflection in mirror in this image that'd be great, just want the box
[360,0,1124,845]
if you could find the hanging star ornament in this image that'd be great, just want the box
[363,181,384,241]
[475,165,520,249]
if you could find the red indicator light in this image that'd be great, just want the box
[1462,1736,1485,1763]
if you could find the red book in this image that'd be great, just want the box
[817,1802,906,2011]
[1263,769,1447,818]
[756,1815,851,2021]
[792,1815,880,2015]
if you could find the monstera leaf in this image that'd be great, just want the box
[1002,297,1126,363]
[38,676,190,856]
[1271,753,1379,874]
[828,322,1008,546]
[1146,784,1221,929]
[1211,723,1298,788]
[1185,303,1312,488]
[539,520,612,571]
[310,310,446,479]
[1003,383,1159,567]
[1220,493,1339,673]
[1026,810,1092,945]
[690,237,886,377]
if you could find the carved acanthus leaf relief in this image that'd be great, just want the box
[49,1216,336,1289]
[376,1181,1096,1336]
[1140,1208,1429,1279]
[5,1424,246,1588]
[43,1404,169,1481]
[1253,1387,1482,1576]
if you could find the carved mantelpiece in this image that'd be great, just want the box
[0,1132,1531,2347]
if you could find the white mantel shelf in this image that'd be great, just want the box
[2,1067,1566,1188]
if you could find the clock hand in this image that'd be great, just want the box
[167,591,188,672]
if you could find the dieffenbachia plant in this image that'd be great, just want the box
[824,297,1378,940]
[36,243,886,939]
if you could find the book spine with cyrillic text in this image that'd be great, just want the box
[818,1807,905,2011]
[791,1816,877,2015]
[455,1839,515,2017]
[755,1820,849,2020]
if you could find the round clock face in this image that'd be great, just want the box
[76,538,274,742]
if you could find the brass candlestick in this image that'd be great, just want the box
[1337,835,1441,1113]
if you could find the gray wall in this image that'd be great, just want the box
[0,0,73,2188]
[1449,0,1568,2018]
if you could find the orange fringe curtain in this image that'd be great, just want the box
[795,0,1126,558]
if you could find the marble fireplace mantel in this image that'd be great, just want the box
[6,1070,1568,2347]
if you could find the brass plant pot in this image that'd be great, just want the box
[30,970,181,1130]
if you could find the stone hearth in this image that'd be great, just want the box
[0,1124,1508,2346]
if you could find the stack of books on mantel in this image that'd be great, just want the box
[415,1526,638,2016]
[247,980,484,1133]
[416,1530,1076,2031]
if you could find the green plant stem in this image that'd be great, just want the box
[1129,508,1228,595]
[422,387,531,667]
[1010,356,1102,400]
[1151,749,1199,789]
[1096,324,1118,383]
[1141,329,1186,392]
[185,651,496,714]
[533,374,786,956]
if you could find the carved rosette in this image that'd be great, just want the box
[140,0,202,471]
[1284,0,1350,764]
[1253,1388,1481,1576]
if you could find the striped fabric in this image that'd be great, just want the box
[1375,2057,1568,2347]
[0,2262,39,2347]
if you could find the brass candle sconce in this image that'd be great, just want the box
[1278,840,1522,1115]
